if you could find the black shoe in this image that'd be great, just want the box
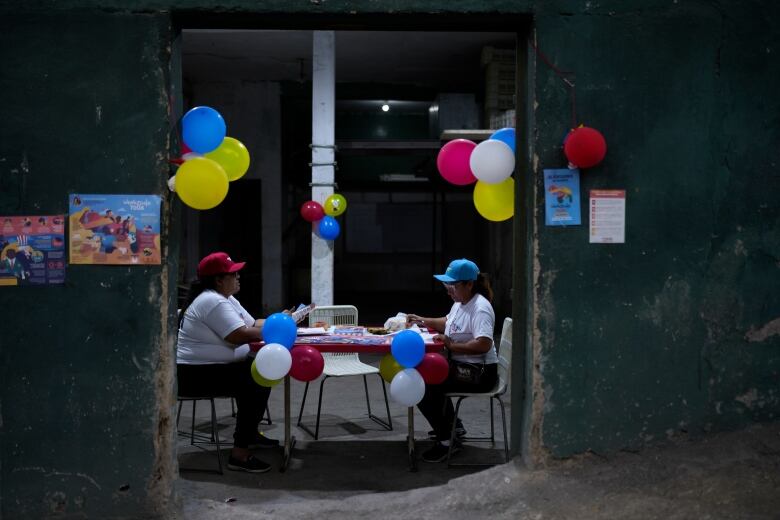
[427,426,467,440]
[422,442,461,463]
[227,454,272,473]
[247,434,279,449]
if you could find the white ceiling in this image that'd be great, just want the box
[182,30,515,92]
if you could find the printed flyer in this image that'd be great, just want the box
[0,215,66,286]
[544,168,582,226]
[69,194,162,265]
[589,190,626,244]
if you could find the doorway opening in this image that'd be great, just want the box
[173,17,530,487]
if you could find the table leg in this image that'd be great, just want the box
[407,407,418,472]
[280,375,296,472]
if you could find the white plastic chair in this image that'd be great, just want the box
[444,317,512,466]
[296,305,393,439]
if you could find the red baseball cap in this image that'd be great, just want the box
[197,252,246,277]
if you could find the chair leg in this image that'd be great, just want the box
[496,396,509,463]
[489,398,495,443]
[313,376,329,440]
[297,377,329,440]
[363,374,393,431]
[380,377,393,431]
[297,381,310,426]
[190,400,197,445]
[176,400,184,429]
[363,375,373,416]
[209,398,223,474]
[447,395,510,468]
[447,397,467,465]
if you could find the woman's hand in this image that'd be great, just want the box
[406,314,424,327]
[433,333,451,349]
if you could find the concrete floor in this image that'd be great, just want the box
[174,353,780,519]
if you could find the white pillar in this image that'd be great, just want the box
[311,31,335,306]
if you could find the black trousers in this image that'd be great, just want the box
[177,358,271,449]
[417,362,498,442]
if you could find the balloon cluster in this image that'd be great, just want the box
[379,330,448,407]
[436,127,516,222]
[563,126,607,169]
[299,193,348,241]
[251,313,325,386]
[170,106,251,210]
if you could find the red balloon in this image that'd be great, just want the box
[300,200,325,222]
[289,346,324,382]
[564,126,607,168]
[416,353,449,385]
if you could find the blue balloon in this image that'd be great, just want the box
[182,106,226,154]
[489,127,516,153]
[262,313,297,349]
[318,216,340,240]
[391,330,425,368]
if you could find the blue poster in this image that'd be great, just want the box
[544,168,581,226]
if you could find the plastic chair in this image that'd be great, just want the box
[444,317,512,466]
[296,305,393,439]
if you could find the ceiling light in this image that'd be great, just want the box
[381,104,390,112]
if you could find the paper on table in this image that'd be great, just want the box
[296,327,329,336]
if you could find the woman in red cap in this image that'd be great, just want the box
[405,258,498,463]
[177,252,277,473]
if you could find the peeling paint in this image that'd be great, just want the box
[745,317,780,342]
[735,388,758,409]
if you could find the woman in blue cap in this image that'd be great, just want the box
[406,258,498,462]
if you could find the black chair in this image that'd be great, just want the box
[176,396,226,474]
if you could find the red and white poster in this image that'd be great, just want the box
[589,190,626,244]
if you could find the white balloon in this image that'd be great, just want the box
[390,368,426,407]
[255,343,292,380]
[167,174,176,192]
[469,139,515,184]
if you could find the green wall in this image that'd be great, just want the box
[533,1,780,455]
[0,1,778,518]
[0,11,178,520]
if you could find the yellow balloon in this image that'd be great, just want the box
[176,157,229,210]
[379,354,403,383]
[324,193,347,216]
[473,177,514,222]
[205,137,251,181]
[251,359,282,387]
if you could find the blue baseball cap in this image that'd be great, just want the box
[434,258,479,282]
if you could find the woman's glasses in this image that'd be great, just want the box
[442,280,464,288]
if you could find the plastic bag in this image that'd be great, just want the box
[383,312,408,332]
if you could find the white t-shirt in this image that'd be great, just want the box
[444,293,498,364]
[177,290,256,364]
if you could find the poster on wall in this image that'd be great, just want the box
[69,194,162,265]
[589,190,626,244]
[544,168,581,226]
[0,215,66,286]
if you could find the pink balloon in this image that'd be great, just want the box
[436,139,477,185]
[289,346,324,382]
[416,353,449,385]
